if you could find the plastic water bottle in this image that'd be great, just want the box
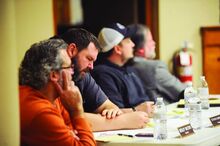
[184,86,197,117]
[188,96,202,130]
[153,97,167,140]
[198,76,209,109]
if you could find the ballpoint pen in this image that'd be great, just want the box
[117,133,134,138]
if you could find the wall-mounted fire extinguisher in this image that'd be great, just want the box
[173,41,193,86]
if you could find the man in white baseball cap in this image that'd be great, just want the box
[92,23,155,116]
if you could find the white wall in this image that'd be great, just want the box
[0,0,54,145]
[15,0,54,66]
[159,0,219,87]
[0,1,19,145]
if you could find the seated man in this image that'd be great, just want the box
[19,39,96,146]
[59,28,149,131]
[92,23,154,115]
[126,24,187,103]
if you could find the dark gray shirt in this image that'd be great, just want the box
[75,73,108,112]
[128,57,186,103]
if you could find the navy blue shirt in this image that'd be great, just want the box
[75,73,108,112]
[91,59,150,108]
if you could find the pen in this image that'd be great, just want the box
[117,133,134,138]
[135,133,154,137]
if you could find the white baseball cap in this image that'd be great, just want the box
[98,23,132,52]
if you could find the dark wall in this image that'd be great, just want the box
[57,0,146,37]
[82,0,146,36]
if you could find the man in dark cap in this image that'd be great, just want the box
[92,23,154,115]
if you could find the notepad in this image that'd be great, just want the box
[146,121,155,128]
[167,108,185,116]
[177,98,220,108]
[95,135,133,142]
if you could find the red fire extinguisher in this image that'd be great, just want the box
[173,41,193,86]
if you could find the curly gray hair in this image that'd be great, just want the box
[19,39,68,89]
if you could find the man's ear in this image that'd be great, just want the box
[66,43,78,58]
[50,71,60,82]
[114,45,122,55]
[135,48,145,57]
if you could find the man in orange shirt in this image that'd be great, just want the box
[19,39,95,146]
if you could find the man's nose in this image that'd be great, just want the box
[131,41,135,48]
[70,68,74,75]
[152,40,156,46]
[88,62,94,70]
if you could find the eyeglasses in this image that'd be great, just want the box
[59,64,74,70]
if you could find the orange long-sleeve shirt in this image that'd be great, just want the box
[19,86,96,146]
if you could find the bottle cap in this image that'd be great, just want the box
[184,86,197,98]
[200,76,205,80]
[157,97,163,101]
[188,96,201,104]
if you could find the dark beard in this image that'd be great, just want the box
[73,68,81,82]
[72,58,82,82]
[72,58,91,82]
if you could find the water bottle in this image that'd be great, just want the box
[153,97,167,140]
[198,76,210,109]
[188,96,202,130]
[184,86,197,117]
